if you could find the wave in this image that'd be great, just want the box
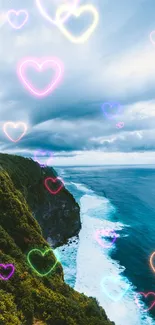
[74,191,154,325]
[70,181,94,194]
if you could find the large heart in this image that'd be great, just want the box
[3,122,27,142]
[27,248,58,276]
[135,292,155,312]
[56,4,99,44]
[7,10,28,30]
[17,58,63,98]
[0,264,15,281]
[35,0,79,26]
[101,276,129,302]
[44,177,64,194]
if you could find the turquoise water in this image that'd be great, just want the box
[54,166,155,325]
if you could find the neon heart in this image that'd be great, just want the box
[56,4,99,44]
[44,177,64,194]
[34,150,53,166]
[3,122,27,142]
[101,276,129,302]
[102,102,122,119]
[36,0,79,26]
[150,252,155,272]
[116,122,124,129]
[17,57,63,97]
[95,229,117,248]
[150,31,155,45]
[7,10,28,29]
[27,248,58,276]
[135,292,155,312]
[0,264,15,280]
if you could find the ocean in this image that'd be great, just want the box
[53,165,155,325]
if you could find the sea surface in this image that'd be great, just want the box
[53,165,155,325]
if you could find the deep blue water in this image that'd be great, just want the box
[54,165,155,325]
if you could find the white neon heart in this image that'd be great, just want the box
[35,0,79,26]
[3,122,27,142]
[56,4,99,44]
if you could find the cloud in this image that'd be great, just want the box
[0,0,155,164]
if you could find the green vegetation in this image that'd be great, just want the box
[0,153,115,325]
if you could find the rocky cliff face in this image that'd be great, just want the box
[0,152,115,325]
[0,153,81,247]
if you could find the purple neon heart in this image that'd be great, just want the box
[95,229,117,248]
[34,150,53,166]
[0,264,15,280]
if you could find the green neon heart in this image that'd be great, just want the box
[27,248,58,276]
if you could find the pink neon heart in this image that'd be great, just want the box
[116,122,124,129]
[3,122,27,142]
[95,229,117,248]
[44,177,64,194]
[7,10,28,29]
[35,0,79,26]
[17,58,63,97]
[135,292,155,312]
[0,264,15,281]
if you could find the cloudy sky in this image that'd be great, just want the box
[0,0,155,165]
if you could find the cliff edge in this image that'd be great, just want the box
[0,153,115,325]
[0,153,81,247]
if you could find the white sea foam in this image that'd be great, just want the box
[70,181,94,194]
[74,192,154,325]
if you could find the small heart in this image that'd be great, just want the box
[56,4,99,44]
[3,122,27,142]
[34,150,53,166]
[95,229,117,248]
[150,252,155,272]
[102,102,122,119]
[116,122,124,129]
[17,58,63,97]
[101,276,129,302]
[27,248,58,276]
[135,292,155,312]
[7,10,28,30]
[150,31,155,45]
[0,264,15,281]
[44,177,64,194]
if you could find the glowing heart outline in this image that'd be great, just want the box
[7,9,28,30]
[101,276,130,302]
[102,102,122,120]
[135,292,155,312]
[35,0,79,26]
[27,248,58,276]
[56,4,99,44]
[34,150,53,166]
[17,57,63,98]
[95,229,117,248]
[3,122,27,142]
[0,263,15,281]
[150,252,155,272]
[44,177,64,195]
[150,31,155,45]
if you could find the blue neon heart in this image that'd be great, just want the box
[101,276,129,302]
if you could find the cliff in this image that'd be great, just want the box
[0,153,81,247]
[0,153,115,325]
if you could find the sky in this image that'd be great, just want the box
[0,0,155,166]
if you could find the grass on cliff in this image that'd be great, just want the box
[0,154,114,325]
